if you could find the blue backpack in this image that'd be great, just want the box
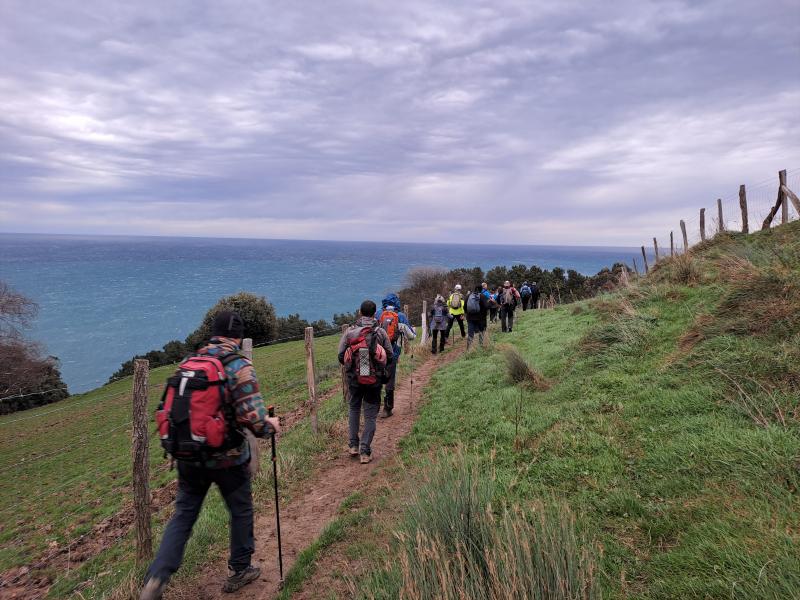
[520,285,532,298]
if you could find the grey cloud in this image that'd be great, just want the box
[0,0,798,244]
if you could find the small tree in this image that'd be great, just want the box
[186,291,278,349]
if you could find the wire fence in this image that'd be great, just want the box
[637,168,798,271]
[0,327,347,595]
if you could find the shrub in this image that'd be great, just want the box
[362,453,599,600]
[186,291,278,349]
[502,346,550,390]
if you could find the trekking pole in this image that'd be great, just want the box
[268,406,284,586]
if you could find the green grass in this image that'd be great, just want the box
[340,222,800,599]
[0,331,345,597]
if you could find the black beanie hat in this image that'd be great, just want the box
[211,311,245,339]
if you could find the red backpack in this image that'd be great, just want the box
[379,309,400,343]
[343,326,387,386]
[155,354,241,462]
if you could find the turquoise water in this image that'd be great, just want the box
[0,233,638,392]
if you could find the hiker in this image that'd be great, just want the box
[141,311,280,600]
[339,300,394,462]
[428,294,449,353]
[520,281,532,311]
[446,284,466,343]
[375,294,415,418]
[489,286,501,323]
[530,281,541,309]
[499,280,521,333]
[465,284,489,349]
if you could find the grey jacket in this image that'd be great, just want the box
[337,317,395,384]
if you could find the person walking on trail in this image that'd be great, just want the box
[499,280,521,333]
[465,284,489,349]
[520,281,533,311]
[338,300,394,462]
[429,294,449,354]
[375,293,415,418]
[489,286,501,323]
[140,311,281,600]
[530,281,541,309]
[446,284,466,343]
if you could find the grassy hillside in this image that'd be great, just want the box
[318,222,800,599]
[0,332,345,598]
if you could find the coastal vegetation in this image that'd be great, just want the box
[0,281,68,414]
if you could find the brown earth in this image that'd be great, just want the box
[169,343,464,600]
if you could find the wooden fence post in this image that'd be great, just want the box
[340,324,349,409]
[420,300,428,345]
[641,246,649,274]
[680,220,688,252]
[780,170,788,224]
[304,327,318,434]
[717,198,724,233]
[700,208,706,241]
[739,185,749,233]
[782,181,800,215]
[242,337,253,360]
[632,257,639,275]
[670,231,674,257]
[653,238,660,263]
[132,359,152,563]
[619,265,629,287]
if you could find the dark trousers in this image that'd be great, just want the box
[349,384,381,455]
[383,361,397,412]
[531,294,540,309]
[430,329,446,352]
[446,314,465,339]
[521,296,530,310]
[500,306,515,332]
[489,307,498,322]
[467,320,486,348]
[146,462,253,584]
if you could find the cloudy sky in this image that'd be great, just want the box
[0,0,798,245]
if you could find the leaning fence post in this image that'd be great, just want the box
[420,300,428,345]
[632,257,640,275]
[700,208,706,241]
[739,185,749,233]
[780,170,788,224]
[132,359,152,563]
[717,198,724,233]
[242,337,253,360]
[680,220,688,252]
[340,324,349,410]
[641,246,649,274]
[670,231,674,257]
[653,238,660,263]
[304,327,318,434]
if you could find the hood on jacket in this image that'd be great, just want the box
[382,293,401,310]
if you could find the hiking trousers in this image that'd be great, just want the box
[349,384,381,455]
[145,462,253,584]
[467,320,486,349]
[521,296,530,310]
[383,361,398,412]
[446,314,465,339]
[500,306,515,332]
[430,329,446,352]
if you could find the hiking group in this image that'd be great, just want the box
[140,282,537,598]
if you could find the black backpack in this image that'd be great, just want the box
[466,293,481,315]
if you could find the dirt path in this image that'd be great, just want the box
[174,345,463,600]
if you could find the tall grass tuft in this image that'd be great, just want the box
[361,453,599,600]
[502,345,550,390]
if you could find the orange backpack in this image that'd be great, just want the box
[379,309,400,343]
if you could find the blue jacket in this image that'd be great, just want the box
[375,294,415,360]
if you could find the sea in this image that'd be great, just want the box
[0,233,639,393]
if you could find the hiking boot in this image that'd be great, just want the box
[348,446,359,457]
[222,566,260,593]
[360,454,372,464]
[380,409,392,418]
[140,578,166,600]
